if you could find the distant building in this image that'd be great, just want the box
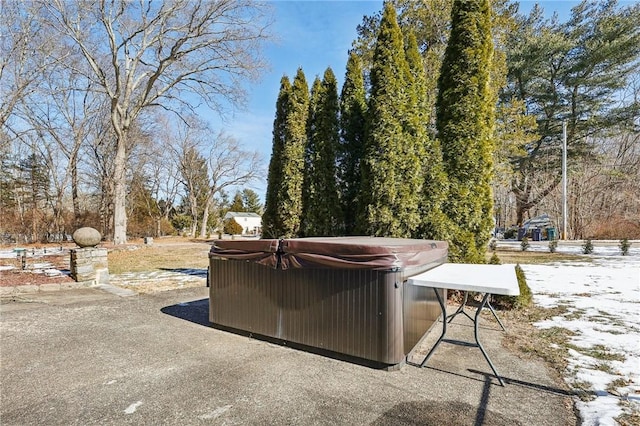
[223,212,262,235]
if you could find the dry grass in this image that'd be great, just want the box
[500,305,574,373]
[486,248,585,264]
[107,239,211,274]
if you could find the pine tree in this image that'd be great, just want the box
[338,53,367,235]
[229,191,245,212]
[359,3,421,237]
[436,0,495,263]
[262,69,309,238]
[241,189,263,214]
[302,68,342,236]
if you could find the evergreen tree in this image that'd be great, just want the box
[359,3,421,237]
[241,189,263,214]
[262,76,291,238]
[262,69,309,238]
[504,1,640,224]
[404,32,448,241]
[229,191,245,212]
[302,68,342,236]
[436,0,495,263]
[338,53,367,235]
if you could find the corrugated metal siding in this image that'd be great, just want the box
[403,282,444,354]
[209,258,442,366]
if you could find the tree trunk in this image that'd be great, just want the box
[112,140,128,245]
[71,152,80,226]
[199,198,212,238]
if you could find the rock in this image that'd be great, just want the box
[72,227,102,248]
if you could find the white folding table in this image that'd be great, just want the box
[407,263,519,386]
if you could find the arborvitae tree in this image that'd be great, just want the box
[301,68,342,236]
[301,77,322,236]
[404,32,448,241]
[339,53,367,235]
[359,3,421,237]
[436,0,495,263]
[262,69,309,238]
[262,76,291,238]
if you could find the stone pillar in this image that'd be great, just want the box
[70,248,110,285]
[70,227,109,285]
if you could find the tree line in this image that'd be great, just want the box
[263,0,640,260]
[1,0,638,247]
[1,0,271,243]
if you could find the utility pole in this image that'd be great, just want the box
[562,121,568,240]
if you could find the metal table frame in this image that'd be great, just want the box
[447,291,506,331]
[406,264,519,387]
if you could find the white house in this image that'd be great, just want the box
[223,212,262,236]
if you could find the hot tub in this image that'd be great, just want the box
[208,237,447,367]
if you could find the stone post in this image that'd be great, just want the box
[70,227,109,286]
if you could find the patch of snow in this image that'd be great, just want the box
[519,247,640,425]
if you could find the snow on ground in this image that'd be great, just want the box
[0,246,67,260]
[501,241,640,425]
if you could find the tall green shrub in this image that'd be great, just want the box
[301,68,342,236]
[404,32,448,241]
[359,3,421,237]
[436,0,496,262]
[263,76,291,238]
[338,53,367,236]
[262,69,309,238]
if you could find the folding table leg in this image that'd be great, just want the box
[446,291,474,323]
[486,298,506,331]
[475,293,505,386]
[410,289,506,386]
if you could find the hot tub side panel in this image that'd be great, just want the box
[209,258,405,365]
[403,282,444,355]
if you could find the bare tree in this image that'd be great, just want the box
[14,60,105,234]
[130,113,183,237]
[199,131,264,238]
[171,116,211,237]
[0,1,61,133]
[41,0,272,244]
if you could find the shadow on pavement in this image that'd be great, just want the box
[159,267,207,277]
[468,369,578,397]
[161,298,210,327]
[371,400,515,426]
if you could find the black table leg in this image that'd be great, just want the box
[412,289,506,386]
[474,293,505,386]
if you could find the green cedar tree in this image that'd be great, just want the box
[262,69,309,238]
[436,0,495,263]
[404,31,448,241]
[302,68,342,236]
[359,3,421,238]
[338,53,367,236]
[262,75,291,238]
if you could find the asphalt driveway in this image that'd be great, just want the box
[1,286,577,425]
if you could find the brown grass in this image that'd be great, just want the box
[107,239,211,274]
[485,248,585,264]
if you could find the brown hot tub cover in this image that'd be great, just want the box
[209,238,279,268]
[210,237,447,272]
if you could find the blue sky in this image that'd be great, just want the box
[206,1,600,200]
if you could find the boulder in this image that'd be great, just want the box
[72,227,102,248]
